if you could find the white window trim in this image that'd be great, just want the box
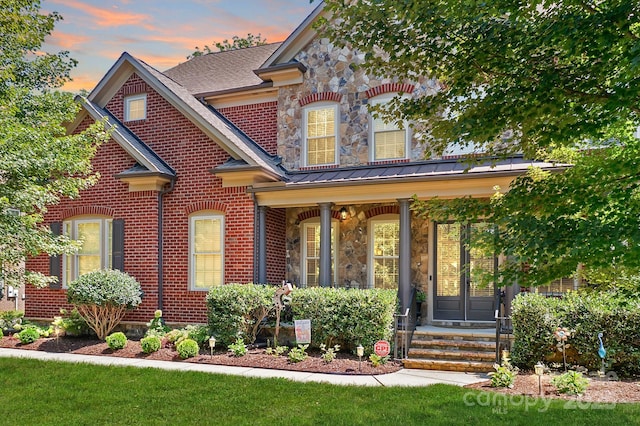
[124,93,147,122]
[302,102,340,167]
[189,213,225,291]
[368,94,410,162]
[300,220,338,287]
[368,215,400,289]
[62,217,112,287]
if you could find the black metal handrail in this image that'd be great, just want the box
[393,287,417,360]
[495,289,513,363]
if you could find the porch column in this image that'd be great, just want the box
[318,202,332,287]
[257,205,267,284]
[398,198,411,313]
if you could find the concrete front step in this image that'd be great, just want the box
[403,358,495,373]
[408,348,495,362]
[411,338,495,352]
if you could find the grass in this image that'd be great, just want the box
[1,358,639,425]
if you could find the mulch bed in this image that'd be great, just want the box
[0,335,402,375]
[465,372,640,404]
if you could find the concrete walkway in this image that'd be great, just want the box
[0,347,488,387]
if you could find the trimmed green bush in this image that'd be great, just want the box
[552,370,589,395]
[206,284,275,347]
[17,327,39,344]
[140,335,161,354]
[511,291,640,376]
[290,288,397,353]
[105,332,127,350]
[67,269,142,340]
[176,338,199,359]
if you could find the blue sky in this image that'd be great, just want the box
[42,0,318,92]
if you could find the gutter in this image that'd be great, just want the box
[157,178,176,316]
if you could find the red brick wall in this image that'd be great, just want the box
[218,102,278,155]
[26,73,261,324]
[266,207,286,283]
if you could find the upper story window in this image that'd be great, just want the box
[124,94,147,121]
[303,103,339,167]
[369,95,409,162]
[189,212,224,290]
[63,217,113,286]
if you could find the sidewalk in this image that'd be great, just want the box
[0,347,488,387]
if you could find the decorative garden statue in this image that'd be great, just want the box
[273,282,293,346]
[598,332,607,376]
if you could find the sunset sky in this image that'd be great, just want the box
[42,0,318,93]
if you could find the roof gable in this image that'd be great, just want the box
[86,52,284,182]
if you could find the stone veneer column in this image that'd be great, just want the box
[318,202,333,287]
[398,198,411,313]
[257,205,267,284]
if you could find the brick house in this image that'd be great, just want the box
[25,4,557,326]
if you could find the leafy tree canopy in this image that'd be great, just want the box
[188,33,267,59]
[0,0,107,288]
[320,0,640,288]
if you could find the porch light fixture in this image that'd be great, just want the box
[534,362,544,395]
[209,336,216,358]
[339,207,348,221]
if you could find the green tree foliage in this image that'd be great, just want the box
[321,0,640,287]
[189,33,267,59]
[0,0,108,288]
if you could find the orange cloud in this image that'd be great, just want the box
[49,0,151,28]
[46,31,91,51]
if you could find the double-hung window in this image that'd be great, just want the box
[303,103,339,166]
[301,221,337,287]
[370,218,399,289]
[62,217,113,286]
[124,94,147,121]
[369,95,409,161]
[189,213,224,290]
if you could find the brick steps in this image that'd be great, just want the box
[402,328,497,373]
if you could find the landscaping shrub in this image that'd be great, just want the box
[0,310,24,331]
[52,308,89,336]
[140,335,161,354]
[17,327,40,344]
[552,370,589,395]
[146,310,170,337]
[289,288,396,352]
[176,338,199,359]
[511,291,640,376]
[288,344,308,363]
[227,337,247,357]
[0,328,3,339]
[206,284,275,347]
[67,269,142,340]
[105,332,127,350]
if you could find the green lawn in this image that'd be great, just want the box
[1,358,638,425]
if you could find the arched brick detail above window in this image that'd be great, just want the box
[299,92,343,107]
[185,201,227,215]
[297,209,341,222]
[62,206,115,219]
[365,83,416,99]
[365,205,400,219]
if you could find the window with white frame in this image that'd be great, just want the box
[301,221,337,287]
[189,213,224,290]
[63,217,112,286]
[369,95,409,161]
[369,217,399,289]
[124,94,147,121]
[303,103,339,166]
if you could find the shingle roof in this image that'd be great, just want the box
[164,43,283,96]
[78,97,176,178]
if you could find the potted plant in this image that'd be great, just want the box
[415,289,426,324]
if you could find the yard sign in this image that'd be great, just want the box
[294,319,311,344]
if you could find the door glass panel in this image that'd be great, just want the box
[468,223,494,297]
[436,223,461,297]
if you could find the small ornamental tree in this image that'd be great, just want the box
[67,269,142,340]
